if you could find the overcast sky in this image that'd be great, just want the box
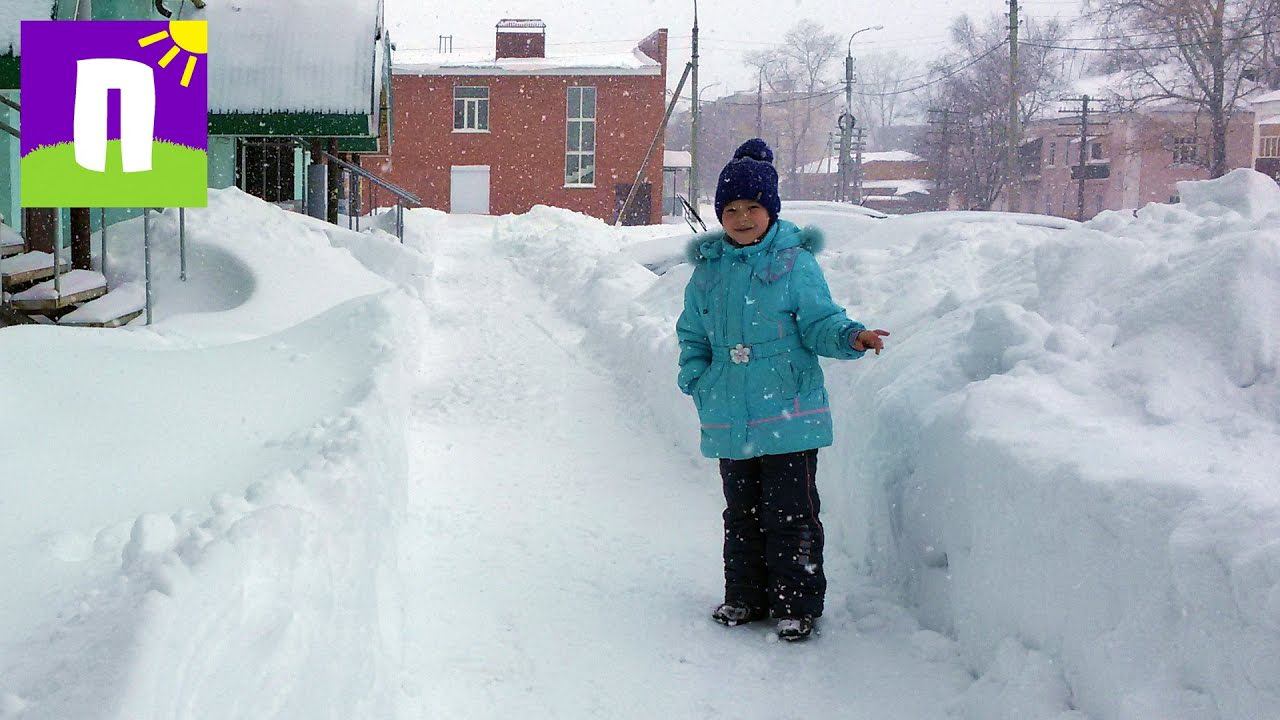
[384,0,1085,101]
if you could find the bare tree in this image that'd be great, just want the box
[744,20,842,184]
[920,14,1068,209]
[1087,0,1280,176]
[853,51,922,144]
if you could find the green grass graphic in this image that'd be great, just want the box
[21,140,208,207]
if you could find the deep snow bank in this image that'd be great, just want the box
[494,174,1280,720]
[0,189,423,719]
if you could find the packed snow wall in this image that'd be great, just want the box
[0,190,426,720]
[499,171,1280,719]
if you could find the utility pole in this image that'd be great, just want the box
[689,0,700,211]
[839,52,854,203]
[853,126,866,203]
[756,74,763,137]
[839,26,881,204]
[1058,95,1107,222]
[1074,95,1088,222]
[1006,0,1021,212]
[928,107,958,210]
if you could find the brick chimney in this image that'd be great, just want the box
[496,19,546,59]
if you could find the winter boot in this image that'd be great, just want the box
[776,616,814,642]
[712,601,768,627]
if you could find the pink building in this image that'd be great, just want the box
[1252,90,1280,181]
[1010,107,1256,219]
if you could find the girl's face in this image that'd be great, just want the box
[720,200,771,245]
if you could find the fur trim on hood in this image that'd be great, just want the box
[685,221,825,265]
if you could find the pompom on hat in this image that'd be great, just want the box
[714,138,781,222]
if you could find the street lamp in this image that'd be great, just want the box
[847,25,884,59]
[840,25,883,203]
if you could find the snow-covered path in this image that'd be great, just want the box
[397,219,973,718]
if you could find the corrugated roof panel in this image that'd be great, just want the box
[198,0,379,115]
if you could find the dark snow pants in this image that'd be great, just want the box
[719,448,825,618]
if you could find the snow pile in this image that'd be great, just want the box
[1,220,23,250]
[0,188,425,719]
[497,174,1280,720]
[94,189,430,342]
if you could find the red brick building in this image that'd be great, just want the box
[367,20,669,224]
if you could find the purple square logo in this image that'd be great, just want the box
[20,20,208,208]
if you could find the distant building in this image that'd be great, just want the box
[790,150,936,213]
[662,149,691,219]
[367,20,669,224]
[1252,90,1280,182]
[1008,106,1256,219]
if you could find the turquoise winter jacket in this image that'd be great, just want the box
[676,219,866,459]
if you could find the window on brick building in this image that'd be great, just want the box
[1047,141,1056,167]
[1261,136,1280,158]
[1172,136,1200,165]
[1090,141,1104,161]
[453,86,489,131]
[565,86,597,186]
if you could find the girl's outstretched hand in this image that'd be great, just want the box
[852,329,890,355]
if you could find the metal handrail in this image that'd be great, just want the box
[0,94,17,139]
[312,146,422,205]
[292,137,421,242]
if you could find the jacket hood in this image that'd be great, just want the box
[685,220,825,265]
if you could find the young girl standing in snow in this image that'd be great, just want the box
[676,138,888,642]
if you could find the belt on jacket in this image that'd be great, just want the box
[711,333,804,364]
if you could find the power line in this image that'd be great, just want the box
[1040,16,1275,45]
[1023,28,1277,52]
[854,41,1009,97]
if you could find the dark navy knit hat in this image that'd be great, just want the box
[714,138,781,222]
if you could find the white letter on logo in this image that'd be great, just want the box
[73,59,156,173]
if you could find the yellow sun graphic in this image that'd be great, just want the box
[138,21,207,88]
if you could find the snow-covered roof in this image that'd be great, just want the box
[862,179,934,195]
[798,150,925,174]
[394,46,660,77]
[0,0,55,55]
[1260,116,1280,125]
[496,19,546,31]
[663,150,691,168]
[194,0,382,115]
[1252,90,1280,104]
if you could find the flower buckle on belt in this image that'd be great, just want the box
[730,343,751,364]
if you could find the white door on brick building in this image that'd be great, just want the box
[450,165,490,214]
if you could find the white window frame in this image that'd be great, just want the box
[1260,135,1280,158]
[453,86,490,133]
[565,86,597,188]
